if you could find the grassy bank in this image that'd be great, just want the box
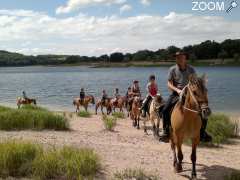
[77,110,92,118]
[206,113,238,146]
[0,105,69,130]
[0,140,100,180]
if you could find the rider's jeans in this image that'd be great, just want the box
[162,92,179,132]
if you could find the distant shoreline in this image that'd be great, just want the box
[1,60,240,68]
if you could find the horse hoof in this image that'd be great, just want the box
[174,163,183,173]
[137,126,140,130]
[191,175,197,180]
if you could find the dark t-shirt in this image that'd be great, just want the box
[168,64,196,90]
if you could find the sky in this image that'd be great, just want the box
[0,0,239,56]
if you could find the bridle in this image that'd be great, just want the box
[181,84,208,115]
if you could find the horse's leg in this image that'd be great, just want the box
[101,106,104,115]
[84,105,88,112]
[143,117,148,134]
[95,105,98,115]
[156,116,160,136]
[176,142,183,173]
[150,115,157,137]
[191,137,199,179]
[171,139,177,168]
[137,116,140,129]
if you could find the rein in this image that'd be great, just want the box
[182,84,201,114]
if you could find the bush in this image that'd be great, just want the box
[102,115,117,131]
[0,105,69,131]
[114,168,159,180]
[207,114,236,145]
[0,141,101,180]
[224,171,240,180]
[112,112,125,119]
[78,110,92,118]
[0,141,42,178]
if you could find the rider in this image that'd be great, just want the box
[22,91,28,101]
[101,90,109,105]
[159,51,212,142]
[128,80,141,111]
[141,75,158,117]
[79,88,85,104]
[131,80,141,97]
[113,88,120,105]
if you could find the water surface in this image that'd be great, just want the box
[0,66,239,114]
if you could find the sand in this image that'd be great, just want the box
[0,112,239,180]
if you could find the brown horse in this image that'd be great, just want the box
[17,97,37,109]
[110,96,126,112]
[143,94,164,137]
[95,98,112,115]
[131,96,141,129]
[170,74,211,179]
[73,95,95,112]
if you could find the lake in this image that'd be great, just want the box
[0,66,239,114]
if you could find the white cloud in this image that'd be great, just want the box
[120,4,132,14]
[56,0,126,14]
[141,0,151,6]
[0,10,239,56]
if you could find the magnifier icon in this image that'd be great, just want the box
[226,1,238,13]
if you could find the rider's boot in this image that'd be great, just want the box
[200,118,212,142]
[159,126,170,143]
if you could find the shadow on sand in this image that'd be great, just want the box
[179,163,239,180]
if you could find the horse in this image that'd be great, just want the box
[170,74,211,179]
[95,98,112,115]
[17,97,37,109]
[110,96,126,112]
[73,95,95,112]
[131,96,141,129]
[143,94,164,137]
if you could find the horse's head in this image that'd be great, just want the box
[154,94,164,107]
[188,74,211,119]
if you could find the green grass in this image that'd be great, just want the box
[114,168,159,180]
[102,115,117,131]
[77,110,92,118]
[0,140,42,178]
[224,171,240,180]
[0,105,69,131]
[112,112,125,119]
[0,141,101,180]
[207,113,236,146]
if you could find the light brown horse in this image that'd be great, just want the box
[143,94,164,137]
[95,98,112,115]
[170,74,211,179]
[131,96,141,129]
[17,97,37,109]
[73,95,95,112]
[110,96,126,112]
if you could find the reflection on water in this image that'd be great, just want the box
[0,66,240,113]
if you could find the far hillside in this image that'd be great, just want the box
[0,39,240,67]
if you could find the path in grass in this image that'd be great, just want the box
[0,112,239,180]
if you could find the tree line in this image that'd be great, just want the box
[0,39,240,67]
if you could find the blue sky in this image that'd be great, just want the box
[2,0,239,19]
[0,0,239,55]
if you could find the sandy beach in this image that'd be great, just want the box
[0,111,239,180]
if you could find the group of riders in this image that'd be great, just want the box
[21,51,212,143]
